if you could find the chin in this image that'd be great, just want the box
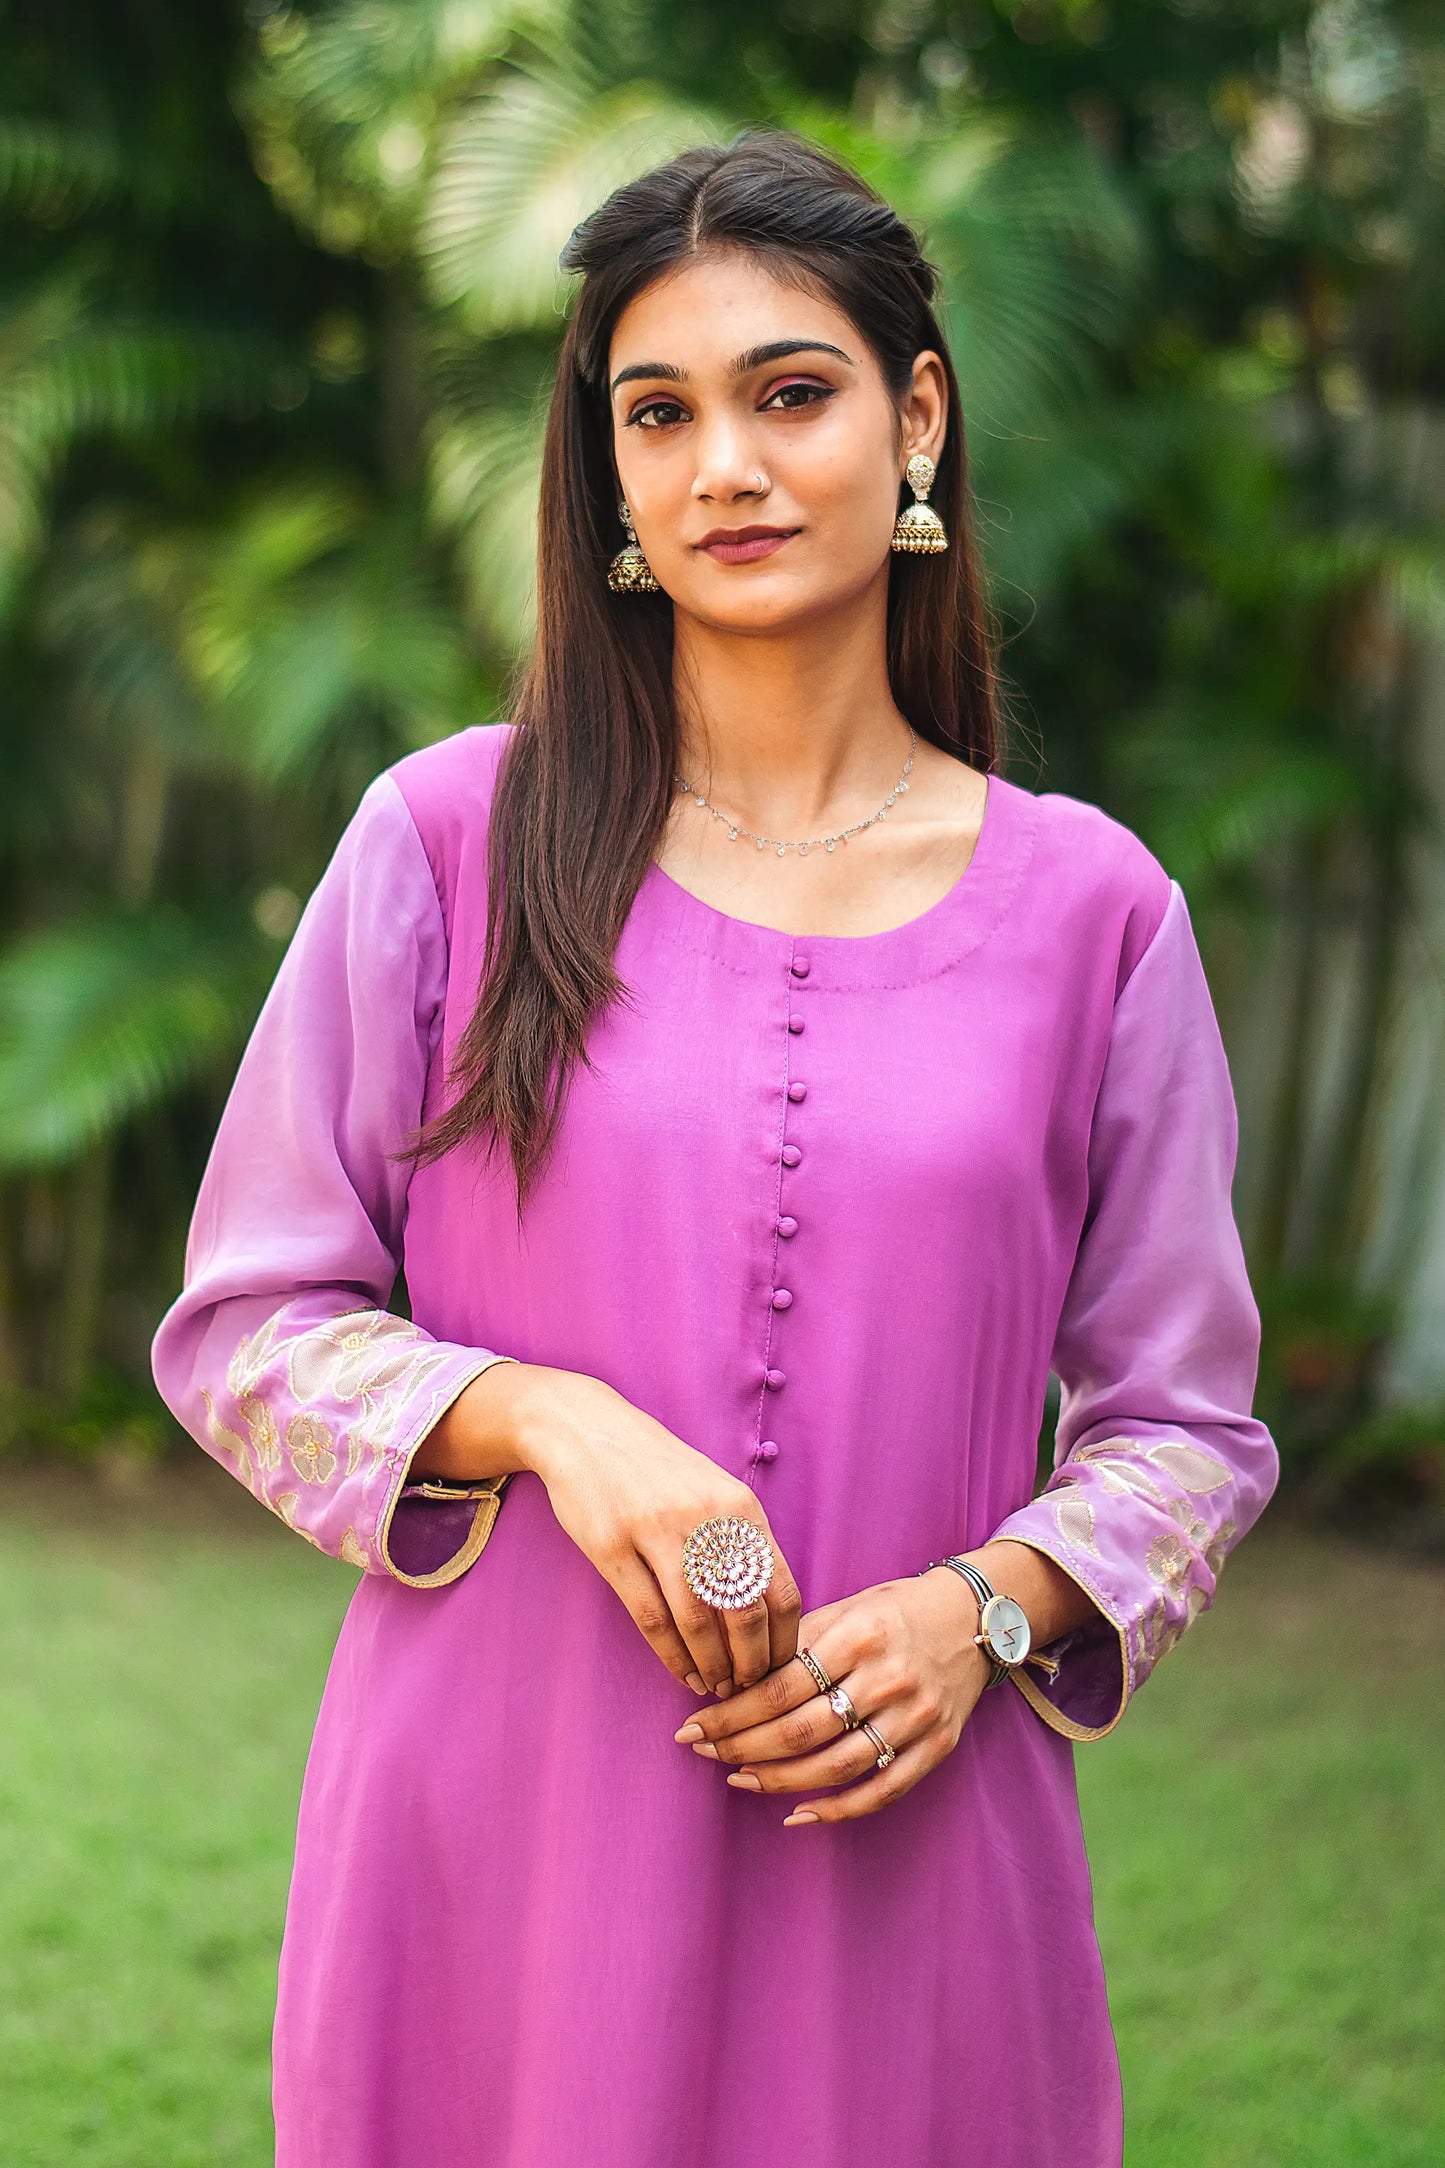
[677,572,854,637]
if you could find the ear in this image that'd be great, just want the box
[899,351,948,472]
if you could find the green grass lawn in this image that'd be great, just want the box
[0,1467,1441,2167]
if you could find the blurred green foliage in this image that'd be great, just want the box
[3,0,1445,1533]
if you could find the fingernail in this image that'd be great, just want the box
[714,1680,735,1699]
[691,1740,719,1759]
[685,1673,707,1694]
[782,1810,819,1826]
[673,1722,704,1743]
[726,1771,761,1790]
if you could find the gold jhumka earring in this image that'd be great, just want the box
[890,452,948,554]
[607,501,661,594]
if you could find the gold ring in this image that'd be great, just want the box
[826,1684,861,1730]
[860,1719,895,1769]
[794,1645,832,1695]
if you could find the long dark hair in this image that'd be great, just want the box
[403,127,1003,1211]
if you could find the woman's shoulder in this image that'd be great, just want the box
[1001,772,1175,998]
[385,721,518,834]
[379,722,519,902]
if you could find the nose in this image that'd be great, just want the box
[689,412,767,502]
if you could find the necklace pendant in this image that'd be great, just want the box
[776,843,786,857]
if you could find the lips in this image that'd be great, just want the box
[696,526,800,565]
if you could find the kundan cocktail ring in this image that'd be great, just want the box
[681,1515,775,1610]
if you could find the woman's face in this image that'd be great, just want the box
[605,248,947,635]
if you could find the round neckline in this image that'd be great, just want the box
[637,766,1037,990]
[644,767,1008,944]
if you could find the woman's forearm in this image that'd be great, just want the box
[972,1537,1103,1649]
[411,1360,557,1482]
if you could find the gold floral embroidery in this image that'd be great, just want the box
[238,1392,281,1469]
[1204,1517,1238,1578]
[287,1412,337,1485]
[1067,1439,1171,1504]
[1166,1496,1211,1547]
[339,1526,370,1569]
[1053,1494,1099,1554]
[1145,1531,1193,1593]
[1137,1594,1184,1668]
[211,1303,512,1584]
[200,1388,254,1489]
[1143,1441,1234,1494]
[223,1303,461,1492]
[273,1491,321,1547]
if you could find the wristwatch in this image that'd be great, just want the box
[918,1555,1033,1688]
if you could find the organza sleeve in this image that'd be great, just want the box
[149,768,519,1588]
[990,878,1280,1740]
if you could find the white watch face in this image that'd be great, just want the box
[981,1594,1031,1665]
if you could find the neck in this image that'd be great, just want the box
[670,584,912,833]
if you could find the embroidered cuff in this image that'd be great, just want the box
[376,1352,523,1589]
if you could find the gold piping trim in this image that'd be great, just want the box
[376,1353,520,1589]
[993,1534,1133,1743]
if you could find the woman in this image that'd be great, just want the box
[152,129,1279,2168]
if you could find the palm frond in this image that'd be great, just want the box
[426,345,549,649]
[239,0,570,258]
[0,910,262,1168]
[0,277,285,619]
[196,497,486,782]
[421,60,724,331]
[0,118,122,217]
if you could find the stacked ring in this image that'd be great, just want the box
[860,1720,896,1770]
[827,1684,861,1729]
[794,1645,832,1694]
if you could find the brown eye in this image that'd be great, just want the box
[761,382,834,412]
[628,399,688,429]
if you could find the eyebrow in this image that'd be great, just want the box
[609,339,856,396]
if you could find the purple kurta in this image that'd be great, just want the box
[151,721,1279,2168]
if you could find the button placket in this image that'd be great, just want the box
[755,954,810,1472]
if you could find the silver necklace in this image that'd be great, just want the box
[672,724,916,858]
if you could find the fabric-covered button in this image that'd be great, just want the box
[790,956,810,978]
[770,1288,793,1310]
[776,1216,798,1238]
[781,1144,802,1166]
[756,1439,780,1462]
[764,1368,786,1390]
[787,1081,807,1102]
[788,1015,805,1034]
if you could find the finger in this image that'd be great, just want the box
[612,1553,731,1693]
[727,1721,899,1796]
[675,1607,853,1743]
[720,1590,776,1692]
[645,1553,742,1694]
[682,1664,830,1762]
[762,1551,805,1677]
[720,1692,924,1791]
[776,1735,940,1825]
[713,1524,799,1690]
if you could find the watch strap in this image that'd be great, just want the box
[918,1556,1009,1686]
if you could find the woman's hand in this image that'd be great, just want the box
[435,1362,803,1699]
[671,1565,992,1824]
